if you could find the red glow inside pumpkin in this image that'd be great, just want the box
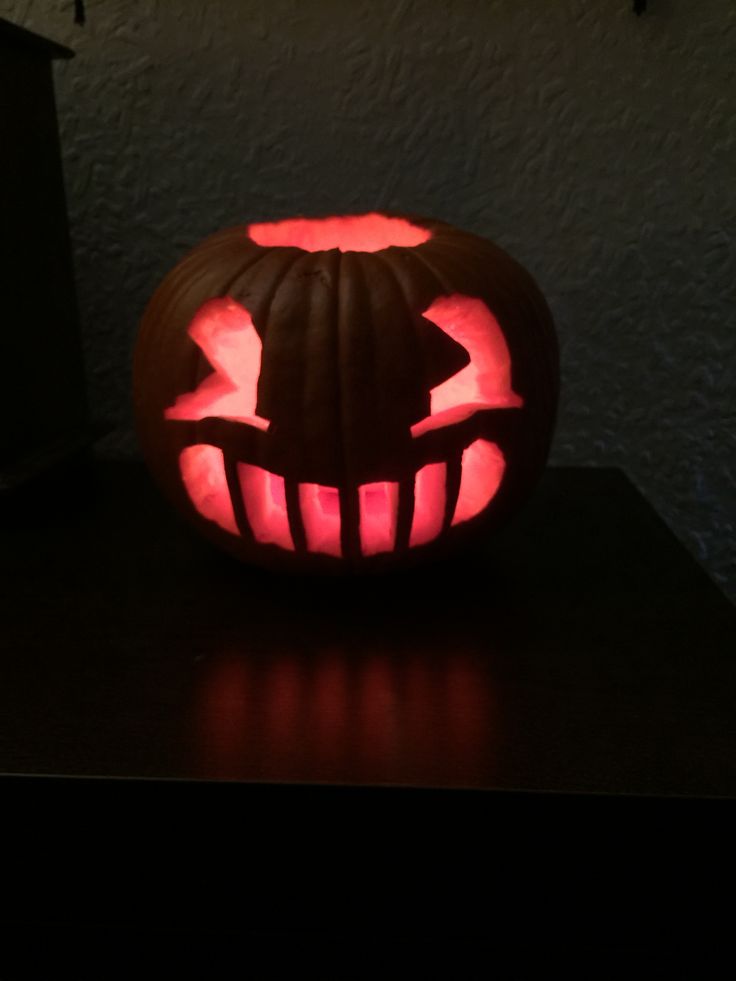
[409,461,447,547]
[238,463,294,550]
[411,295,523,437]
[178,438,504,555]
[169,292,517,557]
[299,483,343,557]
[452,439,505,525]
[165,298,269,430]
[247,213,431,253]
[359,481,399,556]
[179,444,239,535]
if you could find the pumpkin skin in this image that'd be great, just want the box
[133,212,558,572]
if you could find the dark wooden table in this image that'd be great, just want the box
[3,459,734,940]
[1,459,734,797]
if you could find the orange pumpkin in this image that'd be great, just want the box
[133,212,558,571]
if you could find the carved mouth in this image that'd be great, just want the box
[178,437,505,559]
[165,290,522,561]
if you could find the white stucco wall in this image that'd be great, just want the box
[5,0,735,596]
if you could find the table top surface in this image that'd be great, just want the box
[1,460,734,797]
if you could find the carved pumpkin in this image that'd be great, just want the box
[133,212,558,571]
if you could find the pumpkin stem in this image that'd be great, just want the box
[74,0,86,25]
[633,0,647,14]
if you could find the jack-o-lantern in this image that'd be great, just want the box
[134,212,558,572]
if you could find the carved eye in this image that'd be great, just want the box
[411,295,523,438]
[405,295,524,547]
[164,297,268,431]
[164,298,293,546]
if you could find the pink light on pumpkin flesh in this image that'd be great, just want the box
[359,481,399,556]
[452,439,505,526]
[247,213,431,253]
[299,483,342,557]
[164,297,269,430]
[179,444,239,536]
[238,463,294,551]
[404,295,521,545]
[409,462,447,547]
[171,293,514,556]
[411,295,523,438]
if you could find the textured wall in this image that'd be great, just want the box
[6,0,735,597]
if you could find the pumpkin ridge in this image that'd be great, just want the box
[219,244,277,299]
[336,249,363,486]
[160,231,262,305]
[168,230,248,276]
[253,248,320,475]
[240,246,307,333]
[400,243,454,295]
[367,248,433,429]
[300,248,340,481]
[341,250,421,484]
[433,236,558,448]
[421,234,557,378]
[374,244,481,396]
[424,235,546,329]
[334,249,366,561]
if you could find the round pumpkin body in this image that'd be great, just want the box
[133,212,558,572]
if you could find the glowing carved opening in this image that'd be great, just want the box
[411,295,523,438]
[359,481,399,556]
[247,213,431,253]
[165,297,269,430]
[238,463,295,551]
[177,442,504,553]
[179,444,239,536]
[409,461,447,548]
[169,293,514,557]
[299,484,342,557]
[452,439,505,526]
